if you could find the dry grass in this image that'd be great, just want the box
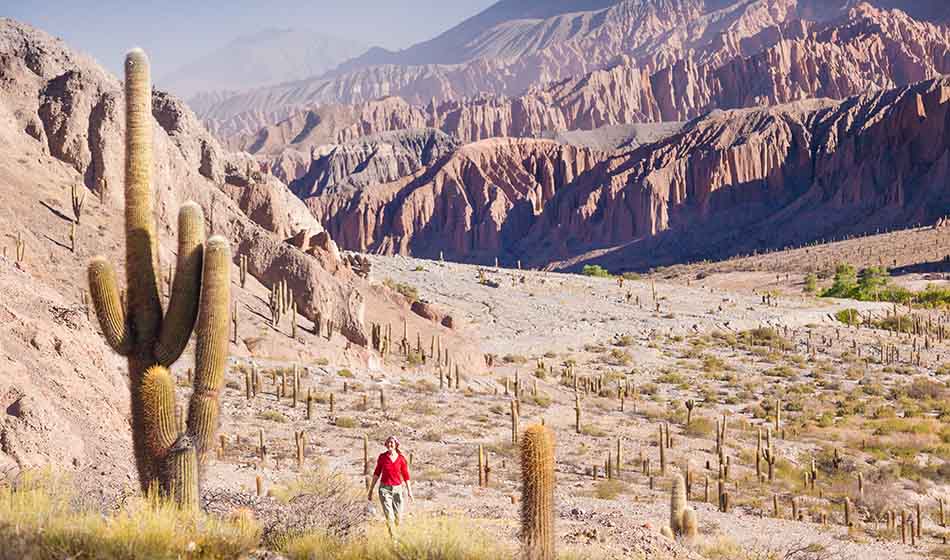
[0,471,260,560]
[282,516,515,560]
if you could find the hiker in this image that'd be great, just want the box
[367,435,414,537]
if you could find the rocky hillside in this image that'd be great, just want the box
[289,128,460,199]
[303,75,950,270]
[0,18,480,482]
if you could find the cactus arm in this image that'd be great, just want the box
[124,48,162,353]
[155,202,205,366]
[140,365,178,464]
[186,236,231,463]
[88,256,132,356]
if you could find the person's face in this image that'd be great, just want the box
[385,439,396,450]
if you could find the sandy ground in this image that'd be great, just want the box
[179,253,948,559]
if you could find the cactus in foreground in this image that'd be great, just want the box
[521,424,555,560]
[88,49,230,508]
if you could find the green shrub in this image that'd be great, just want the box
[259,410,288,423]
[593,479,628,500]
[581,265,611,278]
[382,278,419,302]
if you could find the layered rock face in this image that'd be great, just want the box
[207,2,950,174]
[545,76,950,270]
[304,76,950,270]
[290,128,460,198]
[223,97,430,154]
[304,138,606,259]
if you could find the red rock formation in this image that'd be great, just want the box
[304,75,950,270]
[208,1,950,184]
[224,97,429,154]
[304,138,607,259]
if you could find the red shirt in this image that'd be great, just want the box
[374,452,410,486]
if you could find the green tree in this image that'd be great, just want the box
[856,266,889,298]
[821,263,857,298]
[803,273,817,293]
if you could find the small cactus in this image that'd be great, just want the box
[520,424,555,560]
[15,231,25,264]
[511,399,520,444]
[670,473,687,534]
[682,508,698,541]
[71,183,86,225]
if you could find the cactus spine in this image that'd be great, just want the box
[521,424,555,560]
[87,49,230,508]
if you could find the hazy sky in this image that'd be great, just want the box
[5,0,497,78]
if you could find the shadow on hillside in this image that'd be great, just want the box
[890,258,950,276]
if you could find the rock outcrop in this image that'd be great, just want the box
[290,128,460,198]
[303,75,950,271]
[304,138,607,259]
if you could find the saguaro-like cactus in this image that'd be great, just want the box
[521,424,555,560]
[88,49,230,508]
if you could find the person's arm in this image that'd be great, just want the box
[401,456,414,502]
[367,473,380,501]
[368,455,382,501]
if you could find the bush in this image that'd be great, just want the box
[593,479,628,500]
[684,416,715,437]
[581,265,611,278]
[902,377,946,401]
[382,278,419,302]
[259,410,289,423]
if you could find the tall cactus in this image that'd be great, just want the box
[88,48,230,508]
[521,424,555,560]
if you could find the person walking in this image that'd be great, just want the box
[367,435,414,538]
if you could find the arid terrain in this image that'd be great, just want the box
[1,1,950,558]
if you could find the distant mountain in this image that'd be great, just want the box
[195,0,868,130]
[159,28,368,100]
[335,0,620,68]
[867,0,950,22]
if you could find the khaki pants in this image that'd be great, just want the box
[378,484,404,537]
